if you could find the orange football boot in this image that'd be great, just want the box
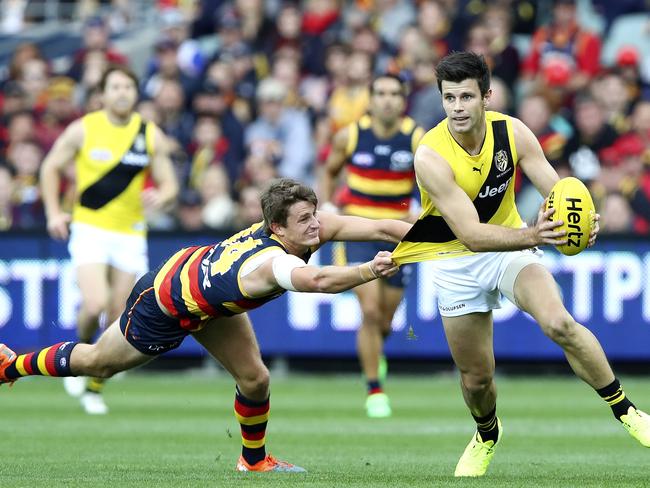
[236,454,306,473]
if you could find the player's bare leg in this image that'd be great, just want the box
[355,280,402,417]
[443,311,501,477]
[193,315,305,472]
[64,263,110,400]
[514,263,650,447]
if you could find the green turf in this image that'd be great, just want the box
[2,372,649,487]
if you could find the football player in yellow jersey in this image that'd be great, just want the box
[391,51,650,476]
[40,66,178,415]
[320,74,423,418]
[1,179,410,473]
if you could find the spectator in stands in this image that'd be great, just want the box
[191,82,245,186]
[6,42,43,84]
[4,110,36,150]
[186,115,229,192]
[417,0,452,60]
[245,78,314,183]
[67,16,128,82]
[592,70,635,135]
[76,49,109,106]
[562,94,619,181]
[199,164,236,229]
[0,164,14,230]
[481,4,521,88]
[233,184,263,229]
[142,38,196,101]
[5,139,45,229]
[175,189,205,231]
[597,134,649,234]
[373,0,416,52]
[16,58,50,111]
[487,77,512,115]
[523,0,601,95]
[220,41,258,102]
[234,0,275,55]
[1,81,29,120]
[36,77,80,151]
[408,48,446,130]
[153,78,194,149]
[83,85,104,113]
[386,25,428,82]
[159,8,205,79]
[328,50,371,131]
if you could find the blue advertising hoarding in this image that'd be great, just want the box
[0,232,648,360]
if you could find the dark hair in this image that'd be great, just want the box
[370,74,407,98]
[99,65,139,92]
[261,178,318,233]
[435,51,491,97]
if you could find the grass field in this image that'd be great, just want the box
[2,372,649,487]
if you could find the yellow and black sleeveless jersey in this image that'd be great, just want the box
[339,115,424,220]
[153,222,312,330]
[73,111,155,235]
[393,111,523,263]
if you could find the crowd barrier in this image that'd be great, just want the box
[1,232,649,360]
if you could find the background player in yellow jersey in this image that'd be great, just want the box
[40,65,178,414]
[392,52,650,477]
[320,74,423,417]
[0,178,410,473]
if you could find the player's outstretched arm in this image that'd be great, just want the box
[240,251,398,297]
[317,210,412,244]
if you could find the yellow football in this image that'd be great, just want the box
[545,177,595,256]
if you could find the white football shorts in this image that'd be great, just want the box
[68,222,148,276]
[431,248,543,317]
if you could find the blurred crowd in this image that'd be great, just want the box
[1,0,649,234]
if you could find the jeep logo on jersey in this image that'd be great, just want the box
[478,176,512,199]
[352,152,374,166]
[390,150,414,171]
[494,149,508,172]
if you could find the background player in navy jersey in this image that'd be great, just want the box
[0,178,410,473]
[319,74,424,417]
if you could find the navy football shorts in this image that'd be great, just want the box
[119,270,190,356]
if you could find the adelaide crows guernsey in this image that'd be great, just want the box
[73,111,154,236]
[393,111,523,263]
[153,222,312,330]
[340,115,423,220]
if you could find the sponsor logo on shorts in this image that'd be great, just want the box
[439,303,466,312]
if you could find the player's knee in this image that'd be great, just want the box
[360,308,383,328]
[541,313,577,346]
[460,371,493,396]
[238,367,270,398]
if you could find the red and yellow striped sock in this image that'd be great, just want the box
[3,342,78,380]
[234,386,269,466]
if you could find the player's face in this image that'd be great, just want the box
[369,78,405,124]
[441,79,489,134]
[103,71,138,117]
[281,201,320,247]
